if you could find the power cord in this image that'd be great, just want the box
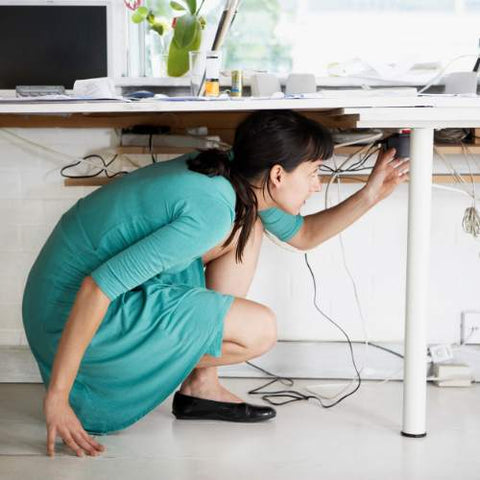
[248,137,480,402]
[0,128,130,179]
[149,133,157,164]
[418,53,480,94]
[433,143,480,242]
[247,141,382,407]
[60,153,129,179]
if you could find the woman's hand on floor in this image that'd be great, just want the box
[43,391,106,457]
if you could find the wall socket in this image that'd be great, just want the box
[460,311,480,344]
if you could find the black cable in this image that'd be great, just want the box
[348,150,378,171]
[319,164,336,173]
[246,140,409,407]
[60,153,128,179]
[246,253,362,408]
[318,144,378,177]
[149,133,157,163]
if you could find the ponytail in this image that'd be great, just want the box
[187,110,334,264]
[187,149,258,263]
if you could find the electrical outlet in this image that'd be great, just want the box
[460,311,480,344]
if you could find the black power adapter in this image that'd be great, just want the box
[382,129,411,158]
[121,125,171,136]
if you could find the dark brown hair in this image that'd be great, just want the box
[187,109,333,263]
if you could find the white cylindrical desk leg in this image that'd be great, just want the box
[401,127,433,438]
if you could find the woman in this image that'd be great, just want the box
[22,109,409,457]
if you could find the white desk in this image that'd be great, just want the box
[2,95,480,437]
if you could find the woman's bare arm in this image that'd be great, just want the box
[48,275,110,397]
[44,275,110,457]
[288,148,409,251]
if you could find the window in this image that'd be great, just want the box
[127,0,480,79]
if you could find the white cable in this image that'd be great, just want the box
[262,141,375,398]
[266,141,383,396]
[432,183,477,199]
[306,153,371,397]
[0,128,124,176]
[434,145,471,188]
[432,145,480,241]
[304,144,378,399]
[269,137,480,391]
[333,132,384,149]
[433,143,480,239]
[324,144,379,203]
[375,366,404,385]
[331,154,371,359]
[0,127,230,178]
[418,53,479,94]
[461,143,477,202]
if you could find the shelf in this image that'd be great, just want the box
[334,143,480,155]
[117,146,194,155]
[64,141,480,187]
[116,143,480,156]
[64,173,480,187]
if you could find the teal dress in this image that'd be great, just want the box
[22,153,304,435]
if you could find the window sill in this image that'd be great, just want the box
[114,75,438,89]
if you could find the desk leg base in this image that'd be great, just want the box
[401,431,427,438]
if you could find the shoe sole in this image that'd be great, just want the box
[172,413,276,423]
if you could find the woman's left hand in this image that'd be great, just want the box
[363,147,410,205]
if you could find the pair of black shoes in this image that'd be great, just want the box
[172,391,276,423]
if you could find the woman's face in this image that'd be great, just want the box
[269,159,323,215]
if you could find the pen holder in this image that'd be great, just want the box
[443,72,478,95]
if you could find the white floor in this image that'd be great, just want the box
[0,379,479,480]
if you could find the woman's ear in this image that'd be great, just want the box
[269,164,285,187]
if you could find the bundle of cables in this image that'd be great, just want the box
[433,143,480,242]
[2,127,476,404]
[246,137,406,408]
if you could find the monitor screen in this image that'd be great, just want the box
[0,5,108,89]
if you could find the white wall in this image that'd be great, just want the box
[0,128,479,347]
[253,182,480,344]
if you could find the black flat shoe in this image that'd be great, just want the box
[172,391,276,423]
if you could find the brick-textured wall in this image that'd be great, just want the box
[1,128,479,347]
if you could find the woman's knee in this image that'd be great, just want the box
[223,298,277,355]
[253,305,277,355]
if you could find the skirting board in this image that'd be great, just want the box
[1,341,479,383]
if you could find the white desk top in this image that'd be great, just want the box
[0,95,479,128]
[0,95,429,114]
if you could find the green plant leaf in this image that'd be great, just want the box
[132,7,149,23]
[150,17,170,36]
[131,6,149,23]
[172,13,197,49]
[167,40,187,77]
[167,19,202,77]
[185,0,196,14]
[170,1,186,11]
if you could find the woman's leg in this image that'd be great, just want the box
[180,218,275,402]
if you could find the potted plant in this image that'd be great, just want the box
[124,0,206,77]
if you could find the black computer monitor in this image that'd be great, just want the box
[0,2,110,89]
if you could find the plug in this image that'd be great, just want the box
[428,344,454,363]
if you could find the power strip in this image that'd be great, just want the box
[432,363,473,387]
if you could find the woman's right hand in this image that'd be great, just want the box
[43,391,106,457]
